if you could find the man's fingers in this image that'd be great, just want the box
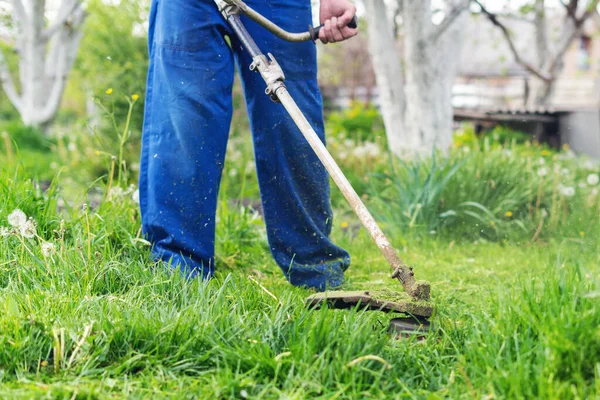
[325,19,335,44]
[330,17,344,42]
[340,26,358,39]
[337,6,356,28]
[319,27,329,44]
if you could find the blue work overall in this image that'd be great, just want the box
[139,0,350,290]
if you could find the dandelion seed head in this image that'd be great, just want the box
[560,185,575,197]
[131,189,140,204]
[19,219,36,239]
[41,242,55,257]
[0,226,11,237]
[8,209,27,228]
[587,173,599,186]
[537,168,548,177]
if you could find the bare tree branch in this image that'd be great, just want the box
[0,48,21,112]
[433,0,471,41]
[474,0,552,83]
[42,0,81,40]
[535,0,548,68]
[548,0,600,72]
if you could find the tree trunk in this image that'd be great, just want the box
[363,0,407,156]
[0,0,86,130]
[402,0,467,153]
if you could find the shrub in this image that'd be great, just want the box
[326,101,384,142]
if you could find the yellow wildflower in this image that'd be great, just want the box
[132,94,139,101]
[490,221,495,226]
[105,88,113,95]
[341,222,349,228]
[580,231,585,237]
[562,143,570,151]
[541,150,551,156]
[41,360,48,367]
[505,211,513,218]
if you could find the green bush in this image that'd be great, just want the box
[0,121,53,152]
[326,101,384,142]
[367,139,600,241]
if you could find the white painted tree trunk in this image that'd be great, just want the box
[403,0,467,152]
[0,0,85,129]
[363,0,407,155]
[364,0,467,155]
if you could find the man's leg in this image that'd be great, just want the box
[233,0,351,291]
[139,0,234,277]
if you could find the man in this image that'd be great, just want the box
[139,0,358,291]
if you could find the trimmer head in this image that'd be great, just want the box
[305,290,434,318]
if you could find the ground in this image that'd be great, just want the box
[0,129,599,399]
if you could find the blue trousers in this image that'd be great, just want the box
[139,0,350,290]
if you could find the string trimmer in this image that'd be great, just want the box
[215,0,434,335]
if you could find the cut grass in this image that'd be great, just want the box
[0,167,599,399]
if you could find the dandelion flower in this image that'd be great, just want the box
[19,218,36,239]
[105,88,113,95]
[41,242,55,257]
[541,150,551,156]
[341,221,349,228]
[132,94,139,101]
[505,211,513,218]
[8,209,27,228]
[490,221,495,226]
[41,360,48,367]
[537,168,548,177]
[584,160,596,170]
[580,231,586,237]
[587,173,599,186]
[131,189,140,204]
[560,186,575,197]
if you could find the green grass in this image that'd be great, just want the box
[0,163,599,399]
[1,122,599,398]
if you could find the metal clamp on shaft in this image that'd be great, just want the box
[249,53,286,102]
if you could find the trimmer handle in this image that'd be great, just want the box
[309,15,358,42]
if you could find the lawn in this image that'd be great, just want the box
[0,124,599,399]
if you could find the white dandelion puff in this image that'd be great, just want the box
[19,218,36,238]
[41,242,56,257]
[587,173,599,186]
[131,189,140,204]
[0,226,11,237]
[8,209,27,228]
[537,168,548,177]
[559,185,575,197]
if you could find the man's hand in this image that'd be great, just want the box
[319,0,358,44]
